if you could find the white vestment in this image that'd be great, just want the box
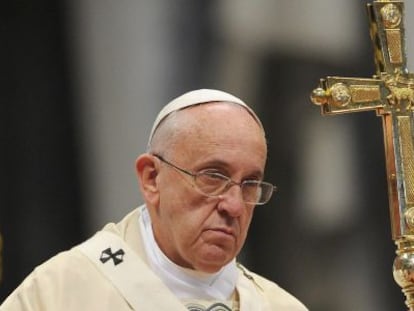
[0,207,308,311]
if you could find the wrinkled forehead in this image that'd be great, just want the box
[148,89,263,145]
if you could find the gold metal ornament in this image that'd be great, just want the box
[330,83,352,107]
[310,0,414,309]
[381,4,402,28]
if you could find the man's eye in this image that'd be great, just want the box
[203,172,228,180]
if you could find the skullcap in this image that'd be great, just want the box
[148,89,262,145]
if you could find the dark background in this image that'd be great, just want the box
[1,1,410,310]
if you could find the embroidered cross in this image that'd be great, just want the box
[99,247,125,266]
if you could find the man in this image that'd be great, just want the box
[0,89,308,310]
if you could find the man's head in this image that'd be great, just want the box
[136,89,269,273]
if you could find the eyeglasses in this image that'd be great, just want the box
[153,154,276,205]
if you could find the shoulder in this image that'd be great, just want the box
[0,223,139,311]
[31,247,99,281]
[237,263,308,311]
[0,248,105,310]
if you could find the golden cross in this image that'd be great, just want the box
[310,1,414,309]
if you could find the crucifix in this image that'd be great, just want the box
[310,0,414,309]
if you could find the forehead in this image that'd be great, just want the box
[172,102,267,168]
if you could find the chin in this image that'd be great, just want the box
[195,251,234,273]
[196,262,225,274]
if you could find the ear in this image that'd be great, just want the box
[135,153,160,206]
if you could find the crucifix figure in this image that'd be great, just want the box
[310,0,414,309]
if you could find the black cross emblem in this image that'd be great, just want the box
[100,247,125,266]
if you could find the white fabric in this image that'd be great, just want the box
[148,89,263,144]
[139,205,238,300]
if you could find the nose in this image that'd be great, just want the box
[217,184,246,217]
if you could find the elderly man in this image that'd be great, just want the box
[0,89,307,310]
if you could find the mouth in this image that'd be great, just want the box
[207,227,235,238]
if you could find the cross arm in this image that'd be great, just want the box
[311,76,389,115]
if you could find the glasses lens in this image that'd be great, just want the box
[242,181,274,205]
[240,181,261,204]
[195,172,228,196]
[195,171,275,205]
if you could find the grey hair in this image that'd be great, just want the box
[147,110,183,157]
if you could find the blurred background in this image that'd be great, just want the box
[1,1,414,310]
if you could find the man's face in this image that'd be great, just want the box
[148,102,267,273]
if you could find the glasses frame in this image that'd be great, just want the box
[152,154,276,205]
